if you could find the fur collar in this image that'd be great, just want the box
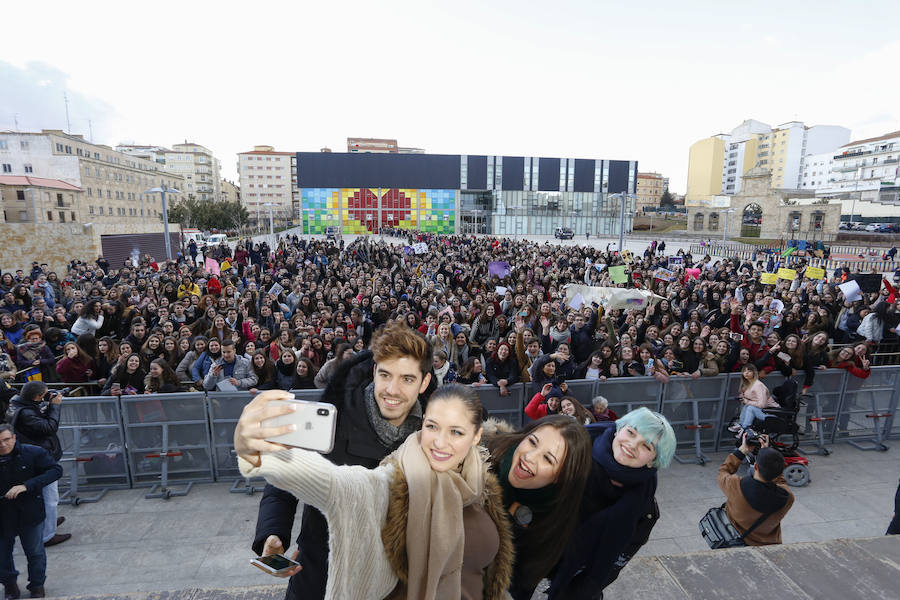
[381,463,514,600]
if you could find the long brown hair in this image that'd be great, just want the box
[484,415,591,592]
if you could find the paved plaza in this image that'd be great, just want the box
[15,438,898,598]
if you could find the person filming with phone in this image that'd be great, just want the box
[5,382,70,549]
[235,321,442,600]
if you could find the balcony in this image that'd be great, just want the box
[883,158,899,165]
[833,150,871,160]
[833,164,861,172]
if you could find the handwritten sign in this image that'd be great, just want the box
[609,266,628,284]
[760,273,778,285]
[805,267,825,280]
[777,268,797,281]
[654,267,676,281]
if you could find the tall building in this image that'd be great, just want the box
[163,143,221,202]
[347,137,424,154]
[686,120,849,205]
[811,130,900,212]
[297,152,637,236]
[0,130,184,224]
[237,145,298,227]
[635,172,667,211]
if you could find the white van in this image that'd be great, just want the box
[182,229,206,246]
[206,233,228,245]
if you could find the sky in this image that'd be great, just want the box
[2,0,900,194]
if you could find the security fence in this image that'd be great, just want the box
[54,367,898,500]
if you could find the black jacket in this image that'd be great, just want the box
[0,442,62,535]
[253,351,425,600]
[7,395,62,461]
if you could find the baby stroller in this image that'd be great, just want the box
[747,377,810,487]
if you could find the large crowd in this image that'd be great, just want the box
[1,231,898,405]
[2,231,900,599]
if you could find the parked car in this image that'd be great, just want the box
[865,223,881,232]
[876,223,897,233]
[839,222,852,231]
[205,233,229,246]
[554,227,574,240]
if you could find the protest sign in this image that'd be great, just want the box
[495,286,508,297]
[488,261,511,278]
[654,267,676,281]
[568,293,585,310]
[804,267,825,280]
[205,257,220,276]
[413,243,428,254]
[668,256,683,267]
[781,247,797,257]
[760,272,778,285]
[609,266,628,284]
[621,250,633,264]
[777,268,796,281]
[268,282,284,297]
[852,273,882,294]
[595,263,607,272]
[564,285,665,311]
[838,279,862,302]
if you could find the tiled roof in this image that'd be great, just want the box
[0,175,82,191]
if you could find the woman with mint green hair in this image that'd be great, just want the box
[548,407,676,599]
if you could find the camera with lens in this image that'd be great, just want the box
[745,429,763,449]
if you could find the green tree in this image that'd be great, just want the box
[660,190,675,207]
[165,198,248,231]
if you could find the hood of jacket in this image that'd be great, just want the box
[739,475,791,514]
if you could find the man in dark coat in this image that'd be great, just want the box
[236,322,435,600]
[0,424,63,599]
[6,382,70,548]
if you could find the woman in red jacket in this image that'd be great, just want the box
[525,382,563,420]
[55,342,97,382]
[828,345,871,379]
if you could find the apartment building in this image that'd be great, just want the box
[635,172,668,211]
[163,143,221,201]
[0,130,184,224]
[347,137,425,154]
[237,145,298,226]
[220,178,240,203]
[686,120,849,205]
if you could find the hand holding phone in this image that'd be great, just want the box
[251,551,301,577]
[263,398,338,454]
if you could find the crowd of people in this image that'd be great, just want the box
[2,230,899,598]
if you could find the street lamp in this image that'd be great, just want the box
[262,202,277,249]
[721,208,737,245]
[145,180,181,260]
[607,192,638,254]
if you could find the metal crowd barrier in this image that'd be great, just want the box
[120,392,213,499]
[45,367,899,504]
[58,396,128,505]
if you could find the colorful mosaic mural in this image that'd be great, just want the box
[301,188,455,235]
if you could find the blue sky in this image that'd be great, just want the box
[2,0,899,193]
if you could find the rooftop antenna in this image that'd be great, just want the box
[13,114,19,131]
[63,92,71,133]
[88,119,93,143]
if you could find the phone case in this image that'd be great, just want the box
[263,399,338,454]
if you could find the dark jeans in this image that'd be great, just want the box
[0,523,46,590]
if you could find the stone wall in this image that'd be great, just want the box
[0,222,181,274]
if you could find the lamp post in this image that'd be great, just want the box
[608,192,638,254]
[262,202,276,250]
[145,180,181,260]
[722,208,736,245]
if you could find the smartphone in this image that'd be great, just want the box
[731,333,743,341]
[250,554,300,575]
[263,398,338,454]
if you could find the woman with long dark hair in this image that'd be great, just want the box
[291,357,318,389]
[483,415,592,599]
[248,350,278,392]
[55,342,96,382]
[144,358,185,394]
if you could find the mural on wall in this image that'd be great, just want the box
[301,188,455,234]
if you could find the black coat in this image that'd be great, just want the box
[7,396,62,461]
[0,442,62,535]
[253,351,425,600]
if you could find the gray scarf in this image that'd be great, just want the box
[363,381,422,448]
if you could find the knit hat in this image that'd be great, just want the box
[23,324,42,340]
[546,386,563,399]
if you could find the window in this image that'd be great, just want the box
[59,211,66,222]
[16,190,25,201]
[47,211,53,221]
[19,141,28,150]
[64,145,72,154]
[694,213,704,230]
[56,143,63,152]
[99,207,104,215]
[24,164,33,173]
[0,140,7,149]
[107,190,111,199]
[71,211,75,221]
[1,164,10,173]
[89,206,94,214]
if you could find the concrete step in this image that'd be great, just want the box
[41,535,899,600]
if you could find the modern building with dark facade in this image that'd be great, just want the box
[296,151,637,236]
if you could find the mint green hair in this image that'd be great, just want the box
[615,407,676,469]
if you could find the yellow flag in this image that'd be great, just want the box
[777,268,797,281]
[805,267,825,280]
[760,273,778,285]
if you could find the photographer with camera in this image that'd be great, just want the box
[718,432,794,546]
[5,382,70,548]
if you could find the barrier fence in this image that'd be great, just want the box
[54,367,898,499]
